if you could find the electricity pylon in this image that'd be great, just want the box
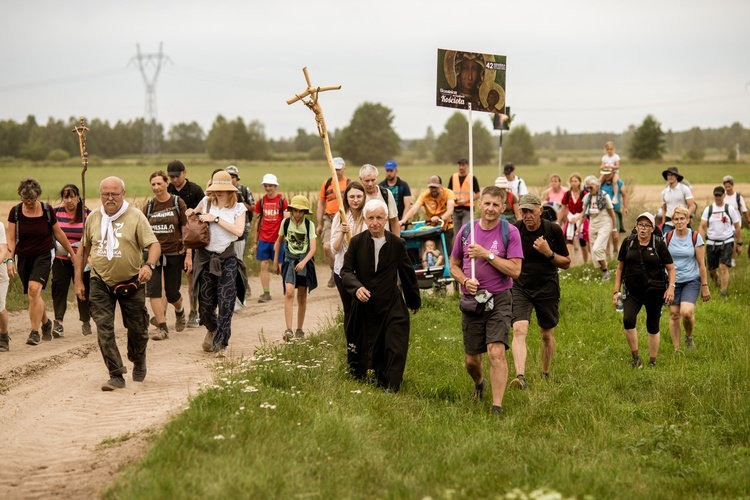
[129,42,171,155]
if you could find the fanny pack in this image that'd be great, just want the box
[95,272,141,298]
[459,290,494,315]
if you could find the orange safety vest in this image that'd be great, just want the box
[451,173,472,208]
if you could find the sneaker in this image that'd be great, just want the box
[81,322,92,336]
[174,310,186,333]
[327,272,335,288]
[149,316,159,329]
[473,379,487,400]
[295,329,305,339]
[510,375,527,390]
[685,336,695,350]
[26,330,41,346]
[41,320,53,341]
[133,358,147,382]
[282,329,293,342]
[234,298,243,313]
[101,376,126,391]
[720,290,727,296]
[0,333,9,352]
[601,270,611,282]
[257,292,271,303]
[187,311,200,328]
[52,320,65,338]
[491,405,503,416]
[151,327,169,341]
[648,360,657,368]
[214,347,226,359]
[631,355,643,369]
[202,330,215,352]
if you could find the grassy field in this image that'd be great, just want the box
[103,258,750,498]
[1,155,748,202]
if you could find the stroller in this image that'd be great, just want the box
[402,221,455,292]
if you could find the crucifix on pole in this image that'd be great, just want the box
[286,67,349,241]
[72,118,89,215]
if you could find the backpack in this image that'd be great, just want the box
[237,184,255,224]
[665,228,698,248]
[461,219,510,257]
[622,229,668,292]
[258,194,285,226]
[146,195,180,219]
[324,177,352,194]
[14,201,54,245]
[282,217,313,258]
[706,205,733,225]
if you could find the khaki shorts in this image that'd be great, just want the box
[322,214,335,248]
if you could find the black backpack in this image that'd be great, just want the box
[622,228,668,291]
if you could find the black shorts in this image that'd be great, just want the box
[462,290,512,354]
[511,286,560,329]
[706,242,733,270]
[17,251,53,294]
[146,254,185,302]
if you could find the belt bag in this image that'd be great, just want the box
[103,275,141,298]
[459,290,493,315]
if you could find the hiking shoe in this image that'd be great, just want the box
[41,320,53,341]
[648,360,657,368]
[133,359,147,382]
[52,320,65,338]
[174,310,186,332]
[631,356,643,369]
[214,347,226,359]
[149,316,159,329]
[26,330,41,346]
[685,336,695,350]
[0,333,9,352]
[282,329,293,342]
[491,405,503,416]
[202,330,215,352]
[187,311,200,328]
[81,322,92,336]
[234,298,243,313]
[510,375,527,390]
[601,270,611,282]
[101,376,126,391]
[151,327,169,341]
[257,292,271,303]
[327,272,335,288]
[295,329,305,339]
[473,379,487,400]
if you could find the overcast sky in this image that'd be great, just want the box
[1,0,748,141]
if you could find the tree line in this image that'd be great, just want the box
[1,109,747,166]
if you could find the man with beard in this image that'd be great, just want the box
[510,194,570,390]
[342,199,420,392]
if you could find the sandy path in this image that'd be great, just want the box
[0,267,342,498]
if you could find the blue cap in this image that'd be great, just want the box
[384,160,397,170]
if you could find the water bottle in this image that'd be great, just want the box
[615,292,624,313]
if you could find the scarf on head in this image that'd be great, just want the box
[100,200,130,260]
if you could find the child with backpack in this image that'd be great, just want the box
[253,174,287,303]
[274,195,317,341]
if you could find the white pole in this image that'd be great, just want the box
[468,103,475,280]
[498,129,504,177]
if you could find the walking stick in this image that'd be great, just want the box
[72,118,89,214]
[286,68,349,241]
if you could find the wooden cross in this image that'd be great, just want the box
[72,118,89,216]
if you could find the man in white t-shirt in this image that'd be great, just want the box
[660,167,695,233]
[359,164,400,237]
[699,185,742,296]
[722,175,750,227]
[503,163,528,199]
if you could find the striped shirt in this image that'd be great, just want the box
[54,205,91,261]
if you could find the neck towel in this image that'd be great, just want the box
[99,201,130,260]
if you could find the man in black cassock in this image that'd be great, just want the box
[342,199,421,392]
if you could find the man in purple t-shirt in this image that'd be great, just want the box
[450,186,523,417]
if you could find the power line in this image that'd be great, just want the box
[0,68,130,92]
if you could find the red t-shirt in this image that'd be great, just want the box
[254,194,288,243]
[8,202,57,257]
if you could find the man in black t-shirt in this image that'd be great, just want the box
[510,194,570,389]
[166,160,205,327]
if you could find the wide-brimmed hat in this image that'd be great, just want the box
[600,166,614,176]
[261,173,279,186]
[519,193,542,210]
[662,166,684,182]
[287,195,311,213]
[636,212,655,227]
[494,176,509,189]
[225,165,241,180]
[205,171,239,192]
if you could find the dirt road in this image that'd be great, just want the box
[0,267,342,498]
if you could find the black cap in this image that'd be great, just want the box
[503,162,515,174]
[713,185,725,196]
[167,160,186,175]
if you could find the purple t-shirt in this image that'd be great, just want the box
[451,220,523,294]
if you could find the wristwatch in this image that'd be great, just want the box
[547,252,555,261]
[488,252,495,261]
[145,262,156,270]
[214,216,220,223]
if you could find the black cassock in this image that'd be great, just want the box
[341,231,421,392]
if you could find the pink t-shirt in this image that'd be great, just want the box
[451,220,524,294]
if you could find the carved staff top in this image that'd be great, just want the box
[72,118,89,217]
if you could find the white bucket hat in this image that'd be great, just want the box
[261,173,279,186]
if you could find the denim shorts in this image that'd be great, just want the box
[672,277,701,305]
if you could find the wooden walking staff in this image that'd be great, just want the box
[285,67,349,241]
[72,118,89,214]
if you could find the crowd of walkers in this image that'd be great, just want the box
[0,146,746,406]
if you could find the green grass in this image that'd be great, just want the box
[104,255,750,498]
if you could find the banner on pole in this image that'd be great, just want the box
[436,49,506,113]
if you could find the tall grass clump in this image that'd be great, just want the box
[106,259,750,499]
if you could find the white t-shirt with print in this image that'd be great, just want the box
[701,203,740,243]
